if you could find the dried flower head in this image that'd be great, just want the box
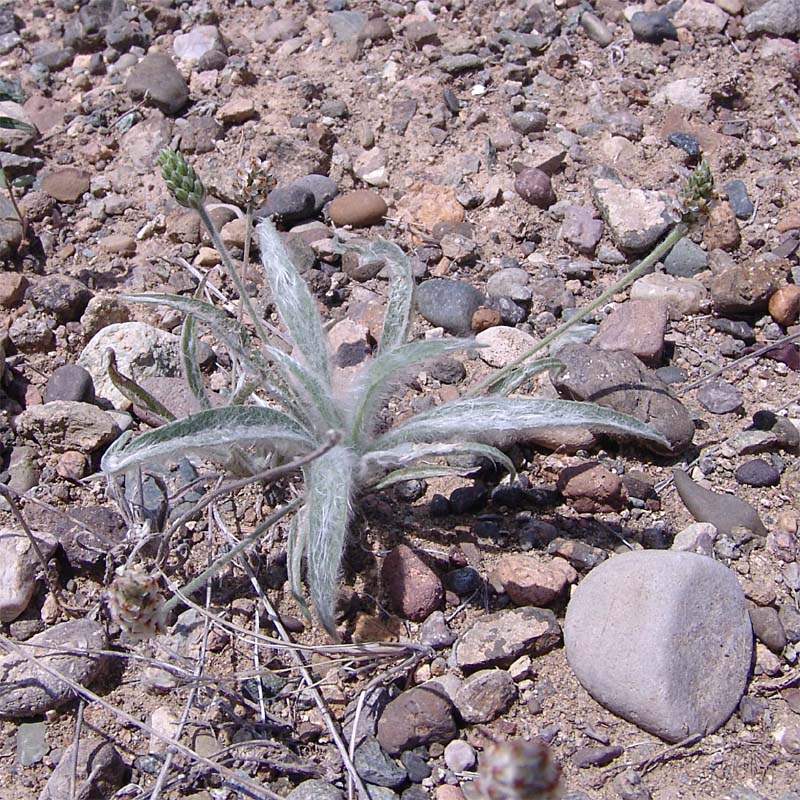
[682,158,714,217]
[236,156,273,206]
[107,563,167,640]
[158,148,206,210]
[477,739,564,800]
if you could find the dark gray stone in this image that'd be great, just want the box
[292,174,338,212]
[749,605,787,653]
[287,780,344,800]
[630,11,678,42]
[735,459,780,487]
[509,111,547,135]
[416,279,484,335]
[664,237,708,278]
[724,180,754,220]
[673,469,767,537]
[43,364,96,404]
[40,738,128,799]
[452,669,517,723]
[27,275,92,323]
[257,185,315,222]
[354,735,408,788]
[668,132,700,158]
[565,550,752,742]
[572,744,624,768]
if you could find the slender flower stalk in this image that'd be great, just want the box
[159,148,269,343]
[469,159,715,397]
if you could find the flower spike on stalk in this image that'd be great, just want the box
[681,158,715,218]
[236,156,273,206]
[158,147,206,210]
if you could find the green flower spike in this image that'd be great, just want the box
[682,158,715,217]
[158,147,206,210]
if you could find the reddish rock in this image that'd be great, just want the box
[382,544,443,622]
[768,285,800,326]
[490,555,577,607]
[557,462,628,513]
[593,299,668,365]
[514,167,555,209]
[377,684,458,754]
[0,273,27,308]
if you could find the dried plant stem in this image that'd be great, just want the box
[468,221,690,397]
[163,495,301,613]
[0,632,282,800]
[197,202,269,343]
[212,505,372,800]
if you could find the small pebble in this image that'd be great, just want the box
[668,132,700,158]
[443,740,476,772]
[630,11,678,42]
[724,179,754,220]
[735,459,780,487]
[328,190,387,227]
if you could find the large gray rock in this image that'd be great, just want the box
[550,344,694,454]
[0,528,58,622]
[0,619,108,718]
[743,0,800,36]
[125,53,189,114]
[565,550,752,742]
[78,322,188,409]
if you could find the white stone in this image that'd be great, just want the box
[652,77,708,112]
[78,322,187,409]
[673,0,729,32]
[475,326,538,368]
[173,25,224,62]
[630,272,709,320]
[0,529,58,622]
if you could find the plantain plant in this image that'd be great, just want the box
[102,151,670,639]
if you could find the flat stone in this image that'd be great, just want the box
[328,190,387,227]
[381,545,443,622]
[565,550,752,742]
[696,380,743,414]
[727,411,799,455]
[0,529,58,622]
[218,97,256,123]
[489,555,575,606]
[630,272,709,320]
[749,605,786,653]
[354,735,407,788]
[735,459,781,487]
[257,185,315,222]
[550,344,695,455]
[293,174,338,212]
[561,205,604,256]
[652,77,708,112]
[376,684,458,755]
[39,167,90,203]
[672,468,767,537]
[13,401,120,453]
[126,52,189,115]
[396,183,464,234]
[416,279,485,336]
[486,268,531,301]
[455,607,562,672]
[593,300,668,365]
[475,326,538,368]
[452,669,517,723]
[0,619,108,718]
[40,738,128,799]
[592,178,678,253]
[724,179,754,220]
[173,25,224,62]
[78,322,188,409]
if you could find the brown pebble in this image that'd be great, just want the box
[471,306,502,331]
[768,284,800,326]
[514,167,555,209]
[381,544,443,622]
[703,201,740,251]
[99,234,136,255]
[328,189,387,227]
